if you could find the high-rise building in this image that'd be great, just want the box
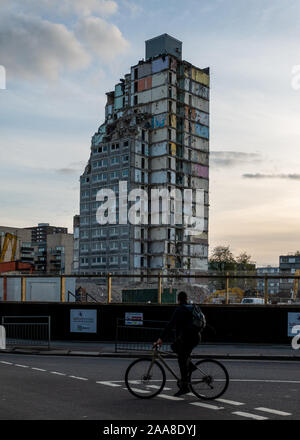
[79,34,209,277]
[0,224,73,274]
[279,253,300,297]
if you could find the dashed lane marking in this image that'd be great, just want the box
[232,411,268,420]
[158,394,184,401]
[216,398,245,406]
[69,376,88,381]
[0,361,13,365]
[31,368,47,372]
[190,402,224,411]
[15,364,29,368]
[50,371,66,376]
[96,381,122,387]
[123,387,150,394]
[255,407,292,416]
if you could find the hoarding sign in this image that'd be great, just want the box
[70,309,97,333]
[288,312,300,337]
[125,312,143,326]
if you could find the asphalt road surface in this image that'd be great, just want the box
[0,353,299,420]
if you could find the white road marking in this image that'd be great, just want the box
[230,379,300,384]
[0,361,13,365]
[123,387,151,394]
[69,376,88,381]
[15,364,29,368]
[255,407,292,416]
[233,411,268,420]
[190,402,224,410]
[96,381,122,387]
[158,394,184,401]
[148,385,172,391]
[50,371,66,376]
[216,398,245,406]
[31,367,46,372]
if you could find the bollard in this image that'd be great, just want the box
[107,273,112,304]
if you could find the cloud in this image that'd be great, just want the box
[65,0,118,17]
[3,0,118,18]
[122,0,143,17]
[210,151,262,167]
[243,173,300,180]
[0,12,90,81]
[75,16,129,61]
[56,168,79,175]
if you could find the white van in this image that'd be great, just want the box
[241,298,264,304]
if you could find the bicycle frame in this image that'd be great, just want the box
[147,348,207,387]
[148,349,180,381]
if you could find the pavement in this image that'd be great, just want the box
[1,340,300,360]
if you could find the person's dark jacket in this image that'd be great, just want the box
[160,304,196,341]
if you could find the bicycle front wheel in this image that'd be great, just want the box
[190,359,229,400]
[125,358,166,399]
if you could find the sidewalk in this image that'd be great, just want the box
[1,340,300,361]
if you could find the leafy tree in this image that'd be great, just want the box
[209,246,256,292]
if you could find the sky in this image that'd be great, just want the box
[1,0,300,266]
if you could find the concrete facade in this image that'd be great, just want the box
[79,34,209,278]
[0,224,73,275]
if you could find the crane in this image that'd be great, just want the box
[0,232,18,263]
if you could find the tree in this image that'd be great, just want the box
[209,246,235,267]
[209,246,256,293]
[209,246,236,290]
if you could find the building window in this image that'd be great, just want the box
[110,256,118,265]
[110,227,118,236]
[111,157,120,166]
[110,171,119,180]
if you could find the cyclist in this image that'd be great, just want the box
[154,291,200,397]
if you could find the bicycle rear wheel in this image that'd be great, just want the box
[125,358,166,399]
[189,359,229,400]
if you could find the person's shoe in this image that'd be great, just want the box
[174,386,190,397]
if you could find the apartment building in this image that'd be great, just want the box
[0,224,73,275]
[256,267,280,296]
[79,34,209,277]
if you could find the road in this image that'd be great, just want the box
[0,353,299,420]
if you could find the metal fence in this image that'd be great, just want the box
[115,319,175,353]
[1,316,51,348]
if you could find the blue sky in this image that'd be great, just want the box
[1,0,300,265]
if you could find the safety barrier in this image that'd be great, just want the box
[115,319,175,352]
[1,316,51,348]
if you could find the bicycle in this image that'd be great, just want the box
[125,346,229,400]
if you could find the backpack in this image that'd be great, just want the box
[185,304,206,333]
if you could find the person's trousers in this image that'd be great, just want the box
[171,333,200,385]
